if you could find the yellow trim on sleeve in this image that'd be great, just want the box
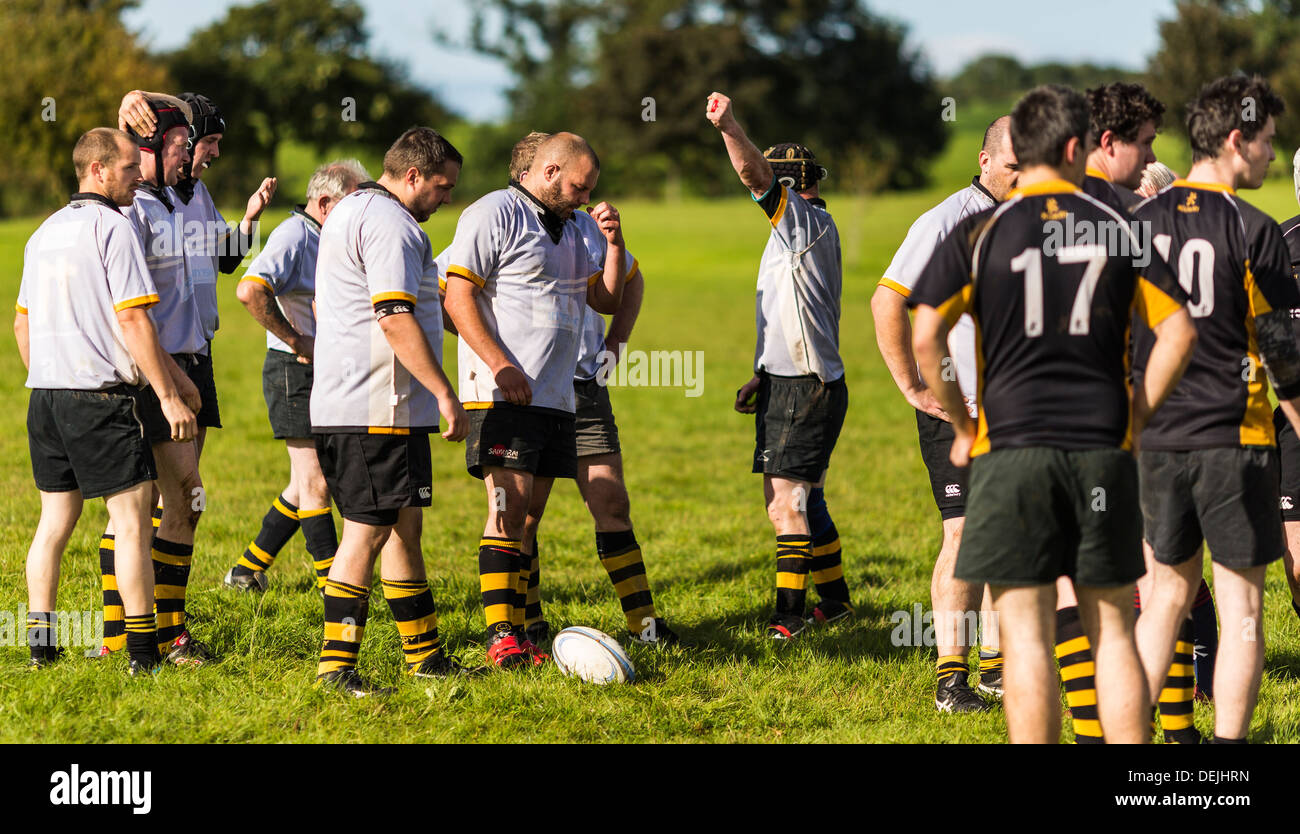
[625,258,640,283]
[1135,277,1183,328]
[367,426,411,435]
[371,291,417,305]
[438,276,447,291]
[240,275,273,290]
[877,277,912,298]
[934,284,973,327]
[769,188,789,227]
[113,294,160,312]
[446,265,487,287]
[1243,259,1273,318]
[586,269,602,288]
[14,304,27,315]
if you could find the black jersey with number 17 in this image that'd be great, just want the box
[909,179,1187,456]
[1131,181,1300,450]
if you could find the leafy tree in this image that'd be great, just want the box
[167,0,453,205]
[0,0,170,216]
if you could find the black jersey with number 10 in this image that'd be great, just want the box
[909,179,1187,456]
[1131,181,1300,451]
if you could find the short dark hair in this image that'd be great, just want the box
[1011,85,1090,169]
[73,127,130,180]
[1087,82,1165,144]
[1186,74,1285,163]
[383,126,463,178]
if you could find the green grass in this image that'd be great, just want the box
[2,174,1300,743]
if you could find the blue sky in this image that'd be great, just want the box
[124,0,1178,122]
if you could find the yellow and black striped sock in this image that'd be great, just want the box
[936,654,968,686]
[774,534,811,619]
[152,498,163,529]
[234,495,299,576]
[597,529,657,632]
[479,537,521,637]
[1159,618,1200,743]
[99,533,126,652]
[978,646,1003,676]
[524,542,543,628]
[381,578,441,672]
[512,556,530,633]
[1056,605,1103,743]
[27,611,56,663]
[299,508,338,590]
[318,579,369,676]
[124,613,159,666]
[153,537,192,653]
[809,528,850,604]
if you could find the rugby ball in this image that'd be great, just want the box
[551,627,636,684]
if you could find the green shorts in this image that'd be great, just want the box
[956,446,1143,588]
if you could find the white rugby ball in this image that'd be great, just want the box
[551,626,636,684]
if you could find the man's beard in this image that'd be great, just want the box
[540,179,576,219]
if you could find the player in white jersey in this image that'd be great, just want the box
[89,94,215,664]
[498,133,681,646]
[225,160,368,594]
[15,128,196,675]
[443,132,628,669]
[707,93,852,643]
[119,89,276,449]
[872,116,1016,713]
[311,128,475,696]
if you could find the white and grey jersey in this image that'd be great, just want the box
[123,185,207,356]
[17,195,159,390]
[572,209,638,381]
[444,185,599,413]
[881,176,995,417]
[310,183,443,432]
[752,183,844,382]
[173,179,227,341]
[242,208,321,353]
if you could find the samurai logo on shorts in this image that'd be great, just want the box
[488,444,520,461]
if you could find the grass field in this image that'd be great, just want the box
[3,164,1300,743]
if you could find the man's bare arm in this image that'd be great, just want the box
[376,310,467,440]
[871,285,948,420]
[606,269,644,356]
[913,305,974,466]
[118,306,196,442]
[705,92,773,198]
[443,276,531,406]
[236,279,311,360]
[14,312,29,370]
[586,202,626,314]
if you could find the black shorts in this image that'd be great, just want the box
[1140,447,1285,570]
[1275,407,1300,522]
[263,349,313,439]
[916,411,967,520]
[465,405,578,480]
[957,446,1144,587]
[752,373,848,483]
[28,387,155,500]
[315,431,432,526]
[135,352,221,444]
[574,378,620,458]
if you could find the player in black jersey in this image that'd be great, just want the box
[1132,75,1300,744]
[910,84,1198,743]
[1083,82,1164,213]
[1273,148,1300,626]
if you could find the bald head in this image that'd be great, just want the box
[525,131,601,219]
[979,115,1018,202]
[982,116,1011,155]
